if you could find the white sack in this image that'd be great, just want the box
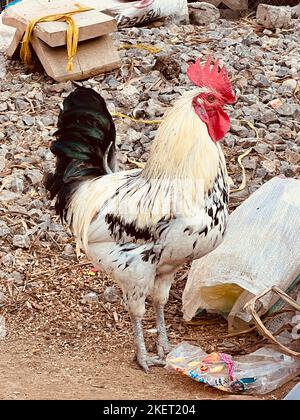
[82,0,189,27]
[182,177,300,330]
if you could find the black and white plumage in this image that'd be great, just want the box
[45,60,235,371]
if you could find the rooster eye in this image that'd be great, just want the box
[207,95,216,103]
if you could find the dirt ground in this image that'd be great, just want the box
[0,333,297,401]
[0,269,298,400]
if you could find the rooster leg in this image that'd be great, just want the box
[155,304,170,359]
[153,273,174,359]
[131,316,166,373]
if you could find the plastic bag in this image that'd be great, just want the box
[182,177,300,331]
[82,0,189,27]
[166,342,300,395]
[284,382,300,400]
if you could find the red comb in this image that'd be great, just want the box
[187,56,236,104]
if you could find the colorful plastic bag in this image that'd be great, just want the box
[166,342,300,394]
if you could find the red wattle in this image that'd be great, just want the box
[195,104,230,142]
[206,107,230,142]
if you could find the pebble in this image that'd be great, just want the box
[262,110,278,125]
[0,221,10,237]
[0,191,20,202]
[277,103,300,118]
[83,292,99,304]
[10,271,24,285]
[22,115,35,126]
[115,85,140,108]
[102,286,121,304]
[230,124,250,137]
[62,244,77,261]
[25,169,43,185]
[12,234,31,249]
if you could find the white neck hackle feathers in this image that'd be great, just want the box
[142,88,223,193]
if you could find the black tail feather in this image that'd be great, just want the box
[44,87,117,219]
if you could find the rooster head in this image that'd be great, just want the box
[187,57,236,142]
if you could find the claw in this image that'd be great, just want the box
[137,353,166,373]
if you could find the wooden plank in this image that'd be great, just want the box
[31,34,121,82]
[2,0,82,28]
[2,1,116,47]
[5,28,22,59]
[34,11,116,47]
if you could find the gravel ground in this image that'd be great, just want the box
[0,14,300,398]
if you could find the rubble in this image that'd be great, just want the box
[83,292,99,303]
[188,2,220,26]
[0,11,299,395]
[256,3,294,29]
[102,286,121,304]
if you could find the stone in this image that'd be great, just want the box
[0,221,10,237]
[127,128,142,144]
[83,292,99,304]
[236,137,257,148]
[10,271,24,285]
[286,150,300,165]
[12,234,30,249]
[261,159,277,174]
[153,55,181,80]
[261,110,278,125]
[243,157,257,171]
[256,4,293,29]
[277,103,300,118]
[230,124,250,138]
[0,190,19,202]
[0,102,7,111]
[25,169,43,185]
[102,286,121,304]
[115,85,140,108]
[254,74,270,87]
[62,244,77,261]
[240,94,259,105]
[188,2,220,26]
[254,144,270,155]
[10,176,24,193]
[22,115,35,126]
[255,167,268,178]
[278,79,298,95]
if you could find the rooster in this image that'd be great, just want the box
[44,57,236,372]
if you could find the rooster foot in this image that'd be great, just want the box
[157,339,170,360]
[136,353,166,373]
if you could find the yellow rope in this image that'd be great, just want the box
[119,43,162,54]
[230,120,259,193]
[230,147,252,193]
[111,111,162,125]
[20,3,93,72]
[126,157,146,169]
